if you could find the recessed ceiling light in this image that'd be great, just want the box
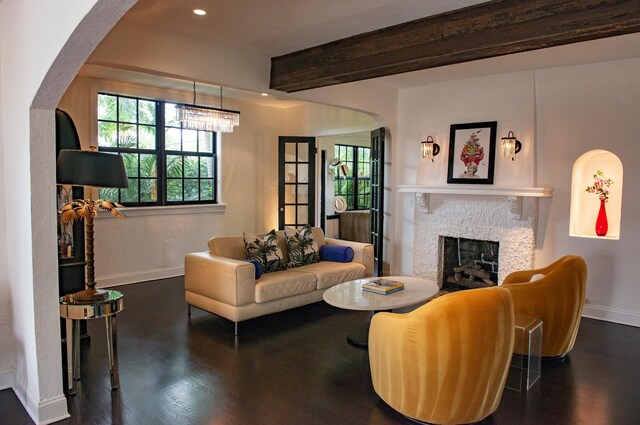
[193,9,207,16]
[261,93,269,97]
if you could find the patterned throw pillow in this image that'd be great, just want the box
[243,229,287,273]
[285,224,320,268]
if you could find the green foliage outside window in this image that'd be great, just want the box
[97,93,216,206]
[334,144,371,210]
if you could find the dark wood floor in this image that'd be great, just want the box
[3,276,640,424]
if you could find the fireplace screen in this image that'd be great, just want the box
[441,237,499,290]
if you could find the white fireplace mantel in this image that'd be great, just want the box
[397,185,553,217]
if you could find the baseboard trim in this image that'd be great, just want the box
[0,367,15,390]
[583,304,640,328]
[97,265,184,288]
[12,369,70,424]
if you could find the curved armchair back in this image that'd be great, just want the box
[369,287,514,425]
[502,255,587,357]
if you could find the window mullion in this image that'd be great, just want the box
[98,93,216,207]
[157,100,166,205]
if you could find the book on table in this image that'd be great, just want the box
[361,278,405,295]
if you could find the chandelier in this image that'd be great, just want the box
[176,82,240,133]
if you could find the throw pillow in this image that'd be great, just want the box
[243,230,287,273]
[319,245,354,263]
[243,260,263,280]
[285,224,320,268]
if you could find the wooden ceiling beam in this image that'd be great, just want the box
[270,0,640,92]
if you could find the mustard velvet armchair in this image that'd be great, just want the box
[502,255,587,358]
[369,287,514,425]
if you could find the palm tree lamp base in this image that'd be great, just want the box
[70,287,109,303]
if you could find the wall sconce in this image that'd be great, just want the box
[421,136,440,161]
[501,131,522,161]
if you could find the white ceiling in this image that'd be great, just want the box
[84,0,640,102]
[122,0,490,57]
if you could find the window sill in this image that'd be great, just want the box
[96,203,227,218]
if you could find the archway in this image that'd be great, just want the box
[16,1,138,422]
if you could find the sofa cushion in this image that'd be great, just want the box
[319,245,354,263]
[244,229,287,273]
[254,269,317,303]
[295,261,366,290]
[285,224,320,268]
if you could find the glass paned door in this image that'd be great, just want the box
[279,137,316,229]
[370,128,385,276]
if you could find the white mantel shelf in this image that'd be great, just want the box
[397,185,553,216]
[397,185,553,197]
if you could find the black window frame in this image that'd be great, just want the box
[97,92,217,207]
[334,144,371,211]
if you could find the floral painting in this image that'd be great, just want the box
[447,121,497,184]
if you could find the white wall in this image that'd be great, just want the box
[396,71,536,274]
[402,71,536,188]
[534,59,640,324]
[85,12,400,274]
[92,95,284,283]
[0,29,13,390]
[9,2,636,423]
[58,77,378,286]
[88,17,271,96]
[0,0,137,423]
[283,103,378,137]
[394,59,640,326]
[1,4,393,421]
[58,77,285,285]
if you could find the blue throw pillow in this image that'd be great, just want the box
[244,260,263,280]
[319,245,354,263]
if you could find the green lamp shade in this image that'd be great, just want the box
[56,149,128,188]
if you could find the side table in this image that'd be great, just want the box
[59,290,124,395]
[506,314,542,391]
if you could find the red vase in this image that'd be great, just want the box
[595,199,608,237]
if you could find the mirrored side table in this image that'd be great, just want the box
[59,290,124,395]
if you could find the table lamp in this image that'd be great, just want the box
[57,148,128,302]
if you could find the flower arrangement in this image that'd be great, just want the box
[585,169,613,201]
[460,132,484,177]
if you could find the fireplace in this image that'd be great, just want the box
[442,237,499,285]
[412,194,538,286]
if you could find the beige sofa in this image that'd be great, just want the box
[185,227,374,334]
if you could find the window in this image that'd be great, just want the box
[334,144,371,210]
[97,93,217,206]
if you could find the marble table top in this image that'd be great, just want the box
[323,276,439,311]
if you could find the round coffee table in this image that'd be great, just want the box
[323,276,439,347]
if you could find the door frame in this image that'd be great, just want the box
[278,136,316,229]
[370,127,385,277]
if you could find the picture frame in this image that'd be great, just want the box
[447,121,497,184]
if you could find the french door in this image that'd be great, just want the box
[370,128,385,276]
[278,137,316,229]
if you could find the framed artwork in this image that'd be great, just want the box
[447,121,497,184]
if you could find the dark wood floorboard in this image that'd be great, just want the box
[2,276,640,424]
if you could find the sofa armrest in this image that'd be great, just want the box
[325,238,374,276]
[184,252,255,307]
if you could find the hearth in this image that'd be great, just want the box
[441,237,498,292]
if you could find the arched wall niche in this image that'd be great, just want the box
[570,150,623,240]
